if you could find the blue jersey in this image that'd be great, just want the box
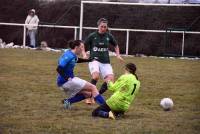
[57,50,77,86]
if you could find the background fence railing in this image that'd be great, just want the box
[79,1,200,56]
[0,22,200,56]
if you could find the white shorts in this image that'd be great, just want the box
[88,60,113,79]
[60,77,87,98]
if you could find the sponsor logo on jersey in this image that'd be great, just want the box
[93,47,108,52]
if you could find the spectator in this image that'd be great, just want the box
[25,9,39,48]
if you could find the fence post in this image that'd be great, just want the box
[181,31,185,56]
[126,29,129,55]
[23,25,26,48]
[74,27,77,40]
[79,1,83,40]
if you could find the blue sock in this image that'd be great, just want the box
[94,94,105,105]
[98,110,109,118]
[67,94,86,104]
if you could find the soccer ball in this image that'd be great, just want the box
[160,98,174,111]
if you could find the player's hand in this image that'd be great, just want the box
[81,45,88,59]
[81,49,87,58]
[82,53,88,59]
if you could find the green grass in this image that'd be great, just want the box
[0,49,200,134]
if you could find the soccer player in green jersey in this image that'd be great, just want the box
[83,18,124,104]
[92,63,140,120]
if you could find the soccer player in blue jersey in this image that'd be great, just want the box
[56,40,105,109]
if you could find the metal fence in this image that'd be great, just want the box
[0,1,200,56]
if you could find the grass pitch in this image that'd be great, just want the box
[0,49,199,134]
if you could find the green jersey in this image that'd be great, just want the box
[84,31,117,63]
[106,73,140,112]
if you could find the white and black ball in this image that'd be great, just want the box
[160,98,174,111]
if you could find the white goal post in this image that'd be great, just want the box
[79,1,200,56]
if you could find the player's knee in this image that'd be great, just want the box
[92,86,98,93]
[92,73,100,80]
[85,92,92,98]
[93,77,99,81]
[89,84,96,90]
[90,86,99,96]
[104,74,114,82]
[87,84,97,92]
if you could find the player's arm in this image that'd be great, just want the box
[109,34,124,62]
[81,44,88,59]
[77,57,93,63]
[114,45,124,62]
[56,66,70,81]
[82,35,90,59]
[83,33,94,59]
[56,56,71,80]
[107,75,126,92]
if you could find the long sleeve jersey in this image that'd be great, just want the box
[57,50,77,87]
[106,73,140,112]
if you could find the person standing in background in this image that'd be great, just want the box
[25,9,39,48]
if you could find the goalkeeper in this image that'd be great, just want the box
[92,63,140,119]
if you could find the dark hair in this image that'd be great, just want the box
[125,63,138,79]
[68,40,82,49]
[97,18,108,26]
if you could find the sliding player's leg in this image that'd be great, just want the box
[92,103,115,120]
[61,77,90,109]
[62,77,105,109]
[82,82,105,105]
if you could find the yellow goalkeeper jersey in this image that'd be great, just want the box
[106,73,140,112]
